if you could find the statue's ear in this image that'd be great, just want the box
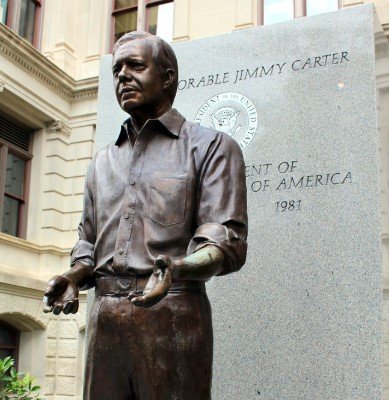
[163,68,175,90]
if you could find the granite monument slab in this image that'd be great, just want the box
[94,5,387,399]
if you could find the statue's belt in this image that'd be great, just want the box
[95,276,205,297]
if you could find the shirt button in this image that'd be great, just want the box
[118,248,123,254]
[124,214,129,219]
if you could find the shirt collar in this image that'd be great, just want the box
[115,108,186,146]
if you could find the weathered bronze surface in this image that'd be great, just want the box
[43,31,248,400]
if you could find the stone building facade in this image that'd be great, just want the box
[0,0,388,399]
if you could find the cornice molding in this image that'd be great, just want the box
[0,24,98,103]
[73,88,99,102]
[0,232,71,257]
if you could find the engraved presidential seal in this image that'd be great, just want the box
[194,92,258,149]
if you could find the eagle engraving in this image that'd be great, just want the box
[211,106,241,137]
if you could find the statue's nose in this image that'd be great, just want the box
[118,68,133,83]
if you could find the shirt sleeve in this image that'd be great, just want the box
[187,132,248,275]
[70,162,96,271]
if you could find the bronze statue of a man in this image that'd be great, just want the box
[43,31,247,400]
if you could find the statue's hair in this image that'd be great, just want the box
[113,31,178,103]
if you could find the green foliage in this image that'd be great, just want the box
[0,357,41,400]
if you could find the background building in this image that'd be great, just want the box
[0,1,388,399]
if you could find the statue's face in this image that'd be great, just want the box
[112,38,167,115]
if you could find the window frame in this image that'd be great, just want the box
[0,138,32,239]
[4,0,44,48]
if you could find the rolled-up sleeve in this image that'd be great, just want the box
[70,163,96,270]
[187,133,248,275]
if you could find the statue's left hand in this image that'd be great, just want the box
[129,255,172,308]
[43,275,79,315]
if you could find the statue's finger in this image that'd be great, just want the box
[131,297,142,306]
[43,295,50,307]
[128,291,136,300]
[143,286,161,299]
[133,293,148,304]
[71,298,79,314]
[46,295,56,307]
[63,301,74,314]
[43,292,57,307]
[131,294,153,307]
[128,291,142,301]
[53,302,63,315]
[131,290,165,308]
[42,299,53,313]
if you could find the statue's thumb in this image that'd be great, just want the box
[155,255,171,270]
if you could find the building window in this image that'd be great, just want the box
[146,1,174,42]
[306,0,339,16]
[1,0,43,47]
[112,0,138,43]
[111,0,174,48]
[0,321,20,366]
[263,0,294,25]
[260,0,339,25]
[0,0,8,24]
[0,113,32,239]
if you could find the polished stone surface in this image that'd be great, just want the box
[95,5,384,399]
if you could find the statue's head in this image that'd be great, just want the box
[112,31,178,116]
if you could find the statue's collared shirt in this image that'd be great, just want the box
[70,108,247,277]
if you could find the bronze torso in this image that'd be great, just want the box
[71,108,247,277]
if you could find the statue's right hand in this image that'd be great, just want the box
[43,275,79,315]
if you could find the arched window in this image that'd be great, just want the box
[0,313,45,385]
[0,320,19,366]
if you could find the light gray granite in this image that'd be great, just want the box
[93,5,385,399]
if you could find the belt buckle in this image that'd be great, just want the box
[115,278,132,295]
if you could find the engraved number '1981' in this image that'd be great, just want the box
[275,200,302,212]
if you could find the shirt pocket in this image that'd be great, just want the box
[148,178,187,226]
